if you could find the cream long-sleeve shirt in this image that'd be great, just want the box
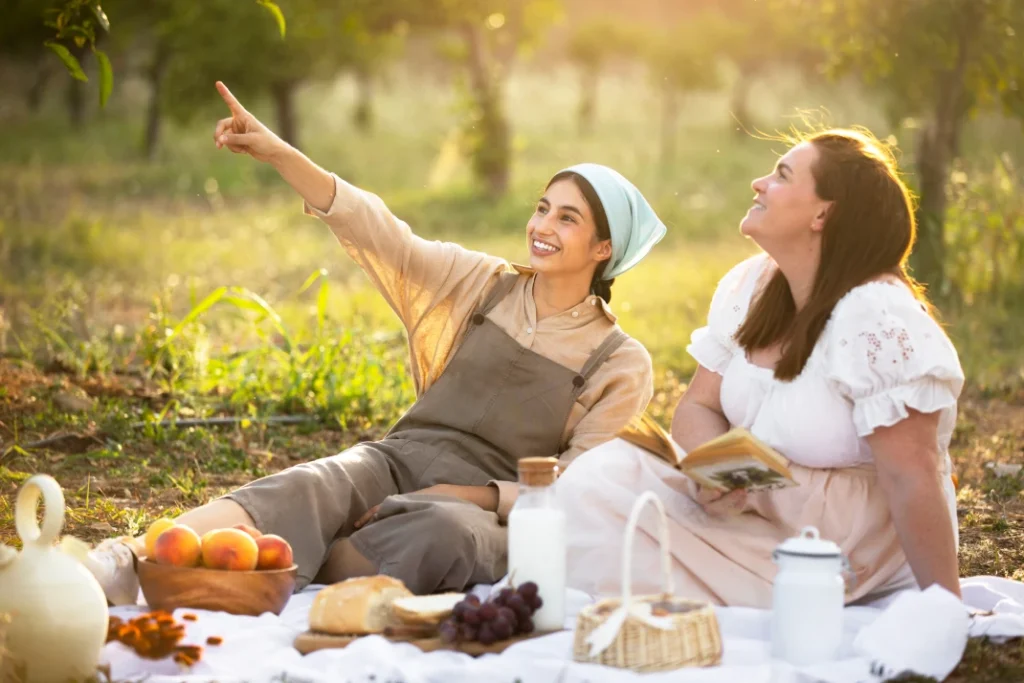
[305,174,654,518]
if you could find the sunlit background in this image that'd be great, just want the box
[2,4,1024,633]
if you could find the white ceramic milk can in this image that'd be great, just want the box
[0,474,109,682]
[770,525,849,666]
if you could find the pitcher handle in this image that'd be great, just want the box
[16,474,65,547]
[620,490,674,607]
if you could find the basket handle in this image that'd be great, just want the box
[620,490,674,608]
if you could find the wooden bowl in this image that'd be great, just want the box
[138,559,298,616]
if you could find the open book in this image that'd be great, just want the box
[617,413,797,492]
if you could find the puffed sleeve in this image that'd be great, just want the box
[686,253,770,374]
[825,283,965,437]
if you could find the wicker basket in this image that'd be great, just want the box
[572,491,723,672]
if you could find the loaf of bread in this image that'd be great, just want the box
[391,593,465,626]
[308,575,413,635]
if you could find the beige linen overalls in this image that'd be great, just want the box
[227,273,626,593]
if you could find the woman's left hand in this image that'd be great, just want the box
[695,486,748,517]
[353,484,499,529]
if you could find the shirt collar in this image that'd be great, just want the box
[510,263,618,324]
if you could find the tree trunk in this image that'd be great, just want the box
[272,80,299,150]
[913,125,950,292]
[143,44,170,161]
[577,65,598,136]
[463,23,510,197]
[65,46,88,127]
[659,88,679,168]
[353,68,374,133]
[730,66,754,136]
[910,4,976,293]
[27,61,52,113]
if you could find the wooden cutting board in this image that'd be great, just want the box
[293,629,553,656]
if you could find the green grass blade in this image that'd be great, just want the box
[298,268,327,295]
[166,286,228,342]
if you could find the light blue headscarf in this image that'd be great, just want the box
[557,163,667,280]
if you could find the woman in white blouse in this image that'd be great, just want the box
[556,128,964,606]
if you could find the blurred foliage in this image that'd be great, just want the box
[945,156,1024,306]
[567,19,645,133]
[807,0,1024,291]
[644,15,725,166]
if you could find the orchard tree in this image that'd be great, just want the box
[1,0,59,113]
[706,0,821,135]
[42,0,284,117]
[644,20,722,167]
[392,0,561,197]
[812,0,1024,291]
[567,20,642,135]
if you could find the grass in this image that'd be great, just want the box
[1,63,1023,680]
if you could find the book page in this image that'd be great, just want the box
[683,455,797,492]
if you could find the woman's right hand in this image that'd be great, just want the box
[213,81,286,164]
[695,486,748,517]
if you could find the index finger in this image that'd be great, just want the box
[215,81,246,115]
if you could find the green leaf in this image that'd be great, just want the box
[94,48,113,108]
[46,41,88,82]
[92,4,110,32]
[257,0,287,38]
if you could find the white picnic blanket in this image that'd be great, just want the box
[103,576,1024,683]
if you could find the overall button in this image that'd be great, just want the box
[472,313,485,325]
[571,311,579,318]
[572,375,585,388]
[526,327,533,334]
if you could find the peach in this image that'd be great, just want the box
[255,534,294,570]
[201,528,259,571]
[152,525,203,567]
[233,523,263,540]
[144,518,177,558]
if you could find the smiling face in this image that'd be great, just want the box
[740,142,833,253]
[527,177,612,279]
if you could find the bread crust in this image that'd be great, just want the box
[308,575,413,635]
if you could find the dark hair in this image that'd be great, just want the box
[545,171,615,303]
[735,127,930,381]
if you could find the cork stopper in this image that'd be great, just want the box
[518,457,559,487]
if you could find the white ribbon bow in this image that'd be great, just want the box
[585,601,676,657]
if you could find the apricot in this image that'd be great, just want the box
[144,518,177,558]
[152,525,203,567]
[201,528,259,571]
[232,523,263,540]
[255,534,294,570]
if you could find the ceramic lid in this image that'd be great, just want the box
[774,526,842,558]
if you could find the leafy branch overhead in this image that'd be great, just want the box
[44,0,287,107]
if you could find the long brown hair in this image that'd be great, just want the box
[735,128,930,381]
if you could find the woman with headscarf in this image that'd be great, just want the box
[85,81,668,603]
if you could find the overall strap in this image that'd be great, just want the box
[579,329,629,381]
[477,272,521,317]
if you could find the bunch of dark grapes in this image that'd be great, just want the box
[439,582,544,646]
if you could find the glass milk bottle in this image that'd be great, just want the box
[507,457,566,631]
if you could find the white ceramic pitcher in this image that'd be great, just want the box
[0,474,109,682]
[769,525,850,666]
